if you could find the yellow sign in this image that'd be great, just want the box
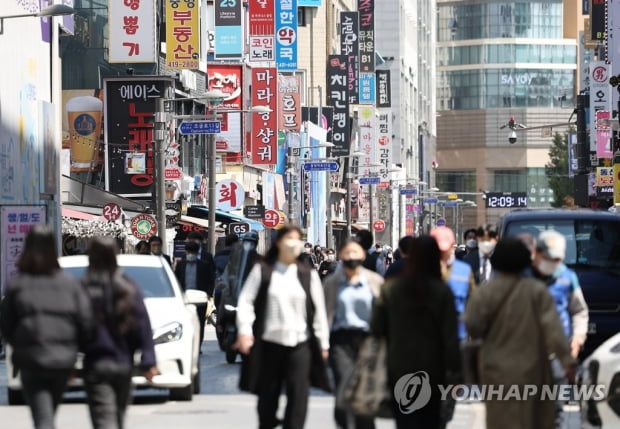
[166,0,200,70]
[596,166,614,187]
[447,194,458,200]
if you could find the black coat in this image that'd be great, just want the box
[175,258,216,296]
[463,251,481,284]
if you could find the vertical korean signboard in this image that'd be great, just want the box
[340,12,359,104]
[275,0,298,70]
[358,0,375,73]
[108,0,156,63]
[376,109,392,184]
[589,62,611,152]
[356,105,376,177]
[376,70,392,108]
[165,0,200,70]
[251,68,278,165]
[249,0,275,63]
[278,75,301,132]
[215,0,243,59]
[1,205,46,294]
[326,55,349,157]
[104,77,174,196]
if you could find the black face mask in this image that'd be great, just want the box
[342,259,364,269]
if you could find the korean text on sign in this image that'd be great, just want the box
[166,0,199,69]
[251,67,278,165]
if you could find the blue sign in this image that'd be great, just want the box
[359,177,381,185]
[359,73,376,104]
[443,201,458,208]
[178,121,221,135]
[436,218,446,227]
[303,162,339,172]
[275,0,298,70]
[424,198,438,204]
[399,188,417,195]
[298,0,322,5]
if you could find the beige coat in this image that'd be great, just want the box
[464,273,574,429]
[322,267,384,331]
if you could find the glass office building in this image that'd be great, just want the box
[435,0,577,220]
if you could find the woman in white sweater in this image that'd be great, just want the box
[235,224,330,429]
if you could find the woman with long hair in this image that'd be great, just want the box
[370,235,461,428]
[0,225,92,429]
[81,237,157,429]
[235,224,330,429]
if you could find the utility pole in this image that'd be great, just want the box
[154,98,167,247]
[207,108,217,255]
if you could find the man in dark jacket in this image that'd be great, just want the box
[175,241,216,347]
[213,233,239,309]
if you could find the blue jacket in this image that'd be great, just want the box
[447,260,472,340]
[544,263,581,340]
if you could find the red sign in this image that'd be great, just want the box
[277,74,301,132]
[165,167,182,179]
[249,0,275,36]
[251,67,278,165]
[262,209,283,229]
[131,214,157,240]
[207,64,243,110]
[373,219,386,232]
[102,203,121,221]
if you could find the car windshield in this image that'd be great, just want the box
[505,219,620,271]
[63,265,175,298]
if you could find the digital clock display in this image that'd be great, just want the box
[485,192,528,208]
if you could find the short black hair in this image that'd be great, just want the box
[148,235,162,244]
[224,233,239,247]
[187,231,204,241]
[398,235,415,255]
[490,238,531,273]
[185,241,200,253]
[355,229,374,251]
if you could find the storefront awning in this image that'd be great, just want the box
[61,207,99,221]
[186,205,265,231]
[179,215,210,229]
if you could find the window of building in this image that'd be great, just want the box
[436,170,477,195]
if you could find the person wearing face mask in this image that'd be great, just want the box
[235,225,330,429]
[318,249,338,280]
[463,224,498,284]
[174,241,215,349]
[322,239,385,429]
[530,230,588,428]
[430,226,476,342]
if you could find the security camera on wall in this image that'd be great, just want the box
[508,130,517,144]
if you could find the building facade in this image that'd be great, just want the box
[435,0,581,228]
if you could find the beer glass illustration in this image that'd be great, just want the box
[66,96,102,171]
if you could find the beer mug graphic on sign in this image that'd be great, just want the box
[66,96,103,170]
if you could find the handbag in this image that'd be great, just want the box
[461,279,519,385]
[336,335,393,418]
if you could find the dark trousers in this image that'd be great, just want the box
[84,362,133,429]
[394,394,442,429]
[256,340,311,429]
[20,368,72,429]
[329,329,375,429]
[195,303,207,343]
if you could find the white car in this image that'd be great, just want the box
[6,254,205,404]
[581,331,620,427]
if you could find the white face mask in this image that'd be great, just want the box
[326,254,335,261]
[537,259,559,276]
[282,239,304,258]
[186,253,198,262]
[466,239,478,249]
[479,240,496,255]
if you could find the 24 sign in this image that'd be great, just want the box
[102,203,121,221]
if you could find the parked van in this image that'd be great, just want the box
[498,209,620,359]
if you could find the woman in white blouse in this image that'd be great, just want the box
[235,224,330,429]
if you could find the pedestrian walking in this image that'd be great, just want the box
[235,224,330,429]
[464,238,576,429]
[81,237,158,429]
[148,235,172,266]
[0,225,92,429]
[463,224,498,284]
[318,248,338,280]
[175,240,215,347]
[384,235,414,280]
[370,236,461,429]
[323,239,384,429]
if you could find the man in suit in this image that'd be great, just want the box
[148,235,172,266]
[463,224,498,284]
[175,241,216,347]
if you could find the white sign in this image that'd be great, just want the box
[376,109,393,181]
[589,62,612,152]
[1,206,46,295]
[109,0,157,63]
[355,105,377,176]
[216,179,245,211]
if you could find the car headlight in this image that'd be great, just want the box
[153,322,183,344]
